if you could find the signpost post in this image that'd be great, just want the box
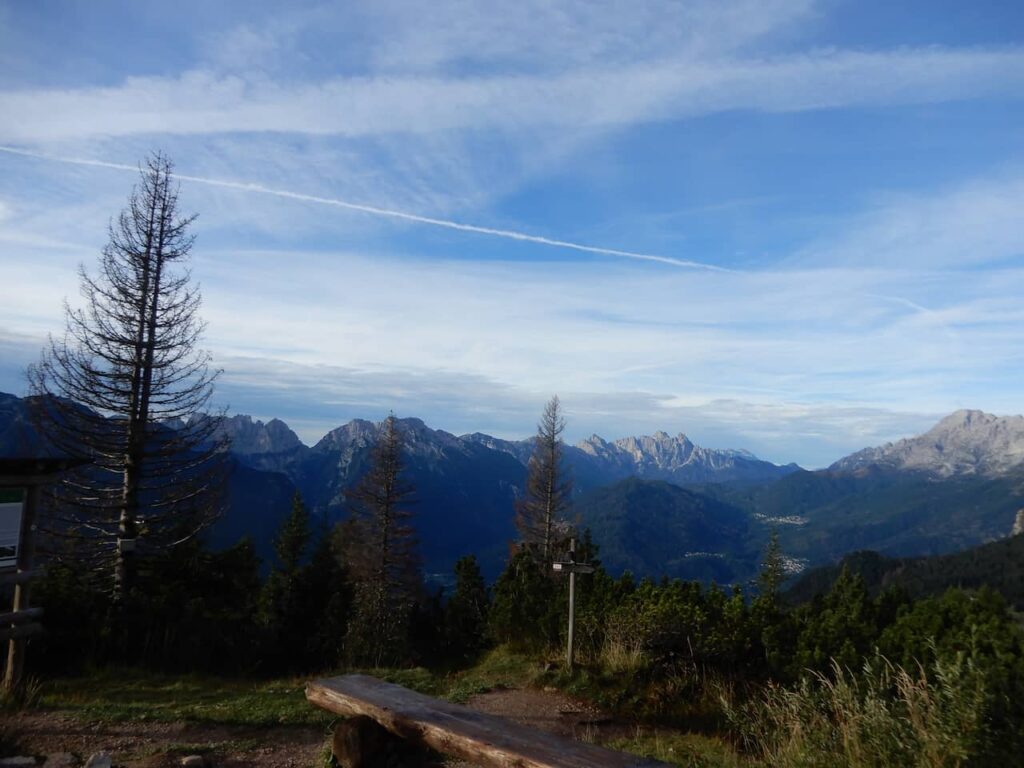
[552,537,594,671]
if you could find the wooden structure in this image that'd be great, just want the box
[0,458,82,691]
[307,674,668,768]
[551,537,594,670]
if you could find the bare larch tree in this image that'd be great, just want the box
[343,414,420,666]
[28,153,225,602]
[515,395,572,564]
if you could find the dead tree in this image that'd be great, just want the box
[515,395,572,564]
[28,152,225,602]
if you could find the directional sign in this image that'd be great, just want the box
[0,488,24,571]
[552,561,595,574]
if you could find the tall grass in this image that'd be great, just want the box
[600,635,647,673]
[725,653,990,768]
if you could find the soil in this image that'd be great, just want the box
[5,687,632,767]
[4,712,326,768]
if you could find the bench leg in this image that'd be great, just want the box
[332,715,439,768]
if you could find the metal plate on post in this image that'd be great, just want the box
[0,488,24,571]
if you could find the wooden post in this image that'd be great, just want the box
[4,484,38,692]
[567,537,576,671]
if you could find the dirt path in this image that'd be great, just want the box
[6,686,635,767]
[5,712,326,767]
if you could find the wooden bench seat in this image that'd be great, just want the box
[306,674,669,768]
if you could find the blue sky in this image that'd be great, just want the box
[1,0,1023,468]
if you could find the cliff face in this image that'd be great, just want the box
[832,410,1024,477]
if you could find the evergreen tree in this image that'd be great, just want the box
[752,530,793,676]
[260,492,313,671]
[756,530,786,606]
[444,555,490,661]
[515,395,572,565]
[343,415,420,667]
[793,566,877,673]
[297,523,352,671]
[489,547,560,650]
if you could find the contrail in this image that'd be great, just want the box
[0,145,727,272]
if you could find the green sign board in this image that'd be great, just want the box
[0,488,25,569]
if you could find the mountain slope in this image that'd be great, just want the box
[787,531,1024,610]
[709,465,1024,567]
[575,477,756,583]
[832,409,1024,477]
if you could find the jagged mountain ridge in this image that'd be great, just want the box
[463,427,798,489]
[216,414,304,455]
[831,409,1024,477]
[7,391,1024,584]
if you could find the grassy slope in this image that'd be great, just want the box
[27,649,744,767]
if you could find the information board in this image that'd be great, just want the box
[0,488,24,570]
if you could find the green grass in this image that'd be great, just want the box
[34,651,746,766]
[443,647,543,703]
[607,729,743,768]
[38,670,332,728]
[34,651,541,730]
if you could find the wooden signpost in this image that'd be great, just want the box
[0,458,82,692]
[552,537,594,670]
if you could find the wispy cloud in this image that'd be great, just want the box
[2,47,1021,144]
[2,1,1023,468]
[800,175,1024,268]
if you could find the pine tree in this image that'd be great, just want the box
[515,395,572,564]
[444,555,490,661]
[757,530,786,607]
[261,492,311,625]
[489,548,560,650]
[343,415,420,666]
[752,530,792,676]
[297,522,351,671]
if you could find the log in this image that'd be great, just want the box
[307,674,668,768]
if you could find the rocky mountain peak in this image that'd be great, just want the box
[929,409,1001,436]
[1013,509,1024,537]
[832,409,1024,477]
[218,414,304,455]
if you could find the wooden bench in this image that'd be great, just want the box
[307,674,669,768]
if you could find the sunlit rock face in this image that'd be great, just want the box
[832,410,1024,478]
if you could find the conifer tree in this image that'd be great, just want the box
[261,492,311,626]
[515,395,572,564]
[343,415,420,666]
[444,555,490,660]
[489,547,560,650]
[753,529,792,675]
[28,153,224,602]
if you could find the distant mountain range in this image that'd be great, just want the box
[4,391,1024,585]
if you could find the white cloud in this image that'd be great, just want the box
[800,175,1024,268]
[1,47,1021,144]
